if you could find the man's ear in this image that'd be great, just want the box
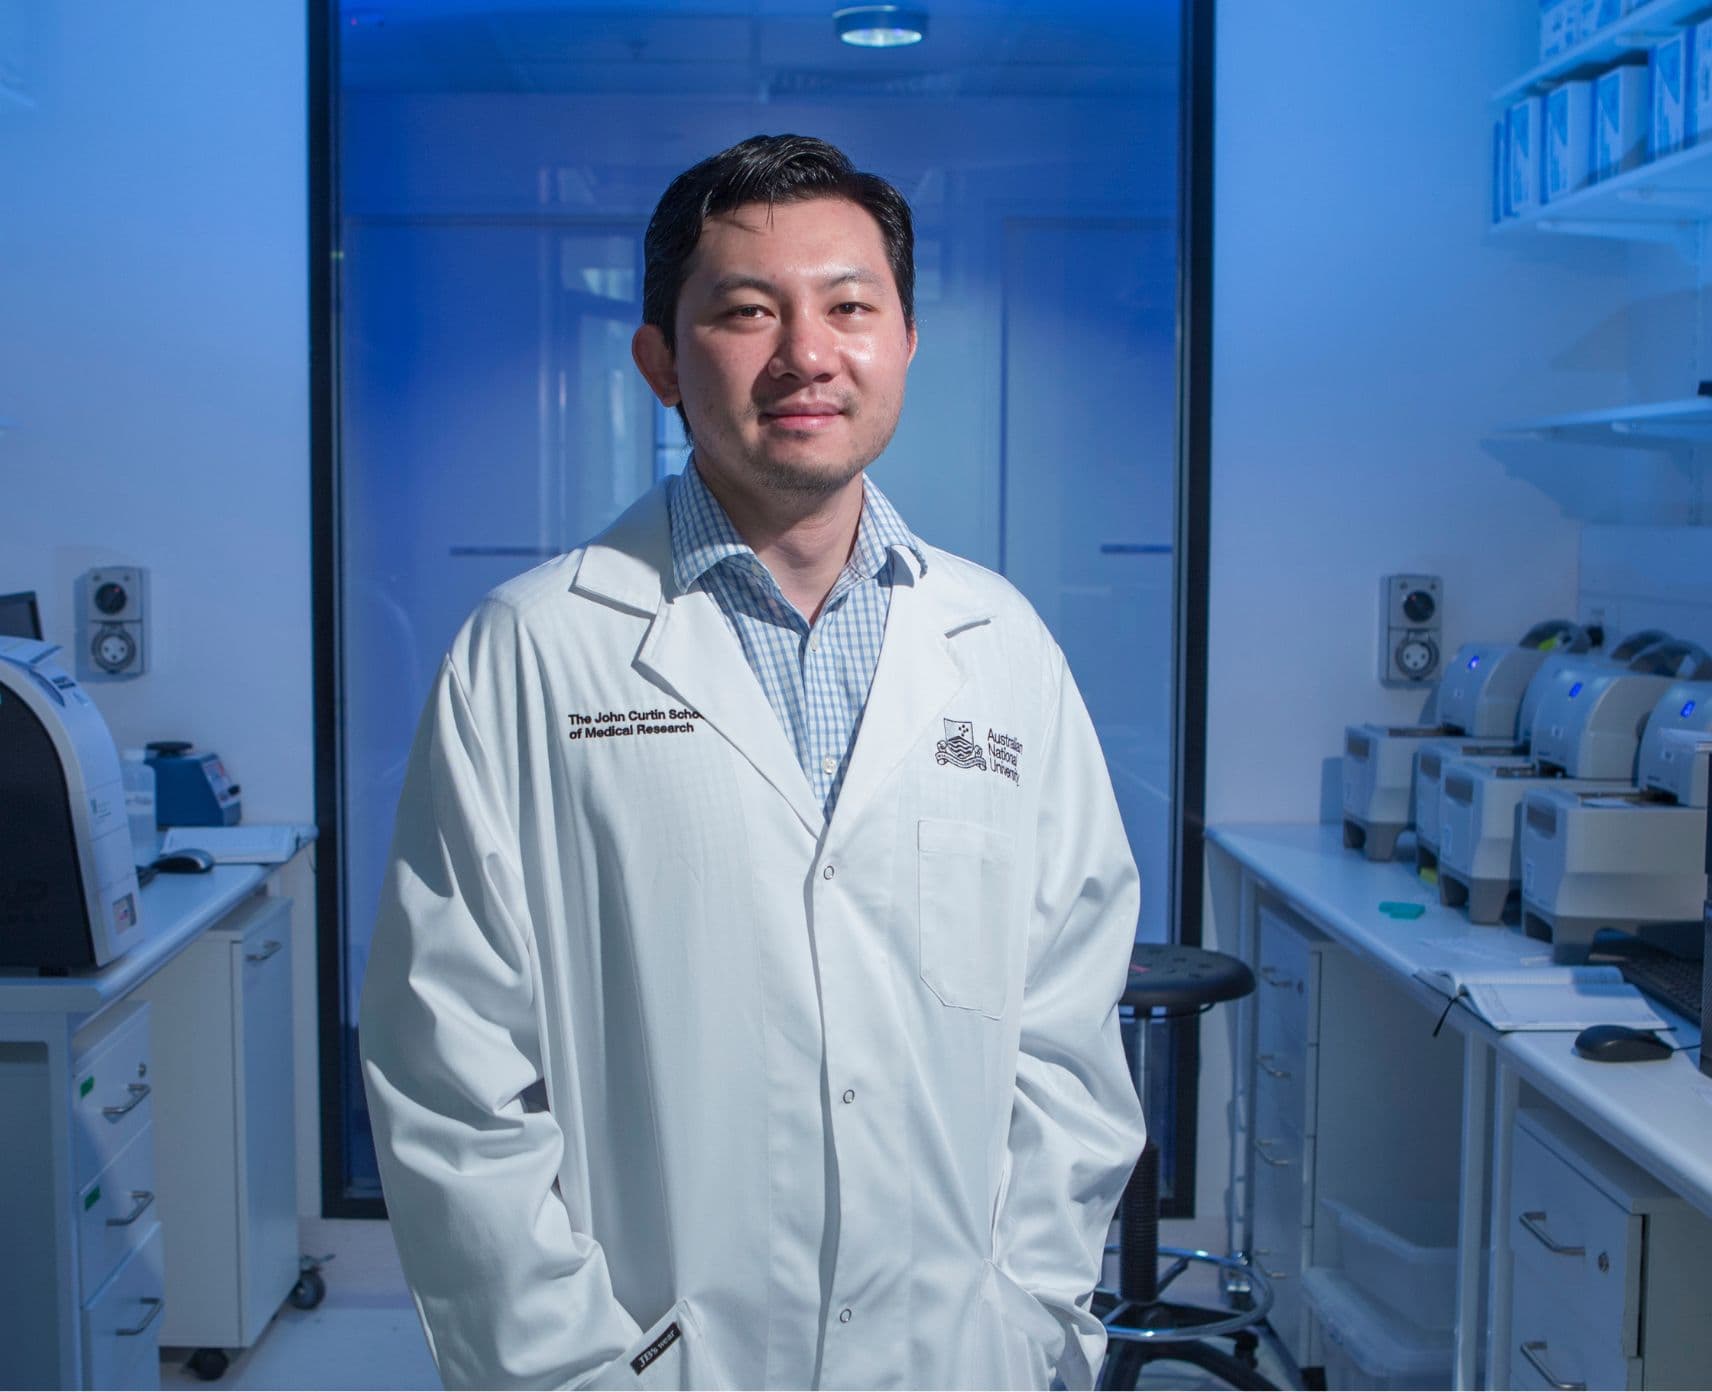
[632,325,680,406]
[906,322,918,366]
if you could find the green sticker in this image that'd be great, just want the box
[84,1185,101,1211]
[1379,900,1427,920]
[80,1076,94,1098]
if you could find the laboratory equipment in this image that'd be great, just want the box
[1343,620,1590,863]
[1519,689,1712,961]
[0,589,42,639]
[146,740,242,826]
[1437,641,1712,924]
[121,748,157,866]
[0,635,145,969]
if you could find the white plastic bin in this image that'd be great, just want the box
[1303,1268,1453,1392]
[1319,1196,1459,1331]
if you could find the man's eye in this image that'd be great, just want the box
[833,302,869,315]
[729,305,766,319]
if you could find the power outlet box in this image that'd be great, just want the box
[1380,573,1442,686]
[78,566,149,681]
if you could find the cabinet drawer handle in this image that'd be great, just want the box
[101,1083,150,1119]
[106,1190,155,1228]
[1255,1138,1294,1168]
[1259,967,1296,989]
[117,1297,164,1338]
[1256,1053,1292,1080]
[246,939,284,963]
[1519,1340,1585,1391]
[1519,1210,1585,1256]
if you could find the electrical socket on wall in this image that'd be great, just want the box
[1380,573,1441,687]
[77,566,150,681]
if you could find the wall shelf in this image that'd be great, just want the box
[1497,398,1712,448]
[1494,0,1707,103]
[1491,139,1712,248]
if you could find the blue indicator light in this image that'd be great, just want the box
[1467,655,1480,669]
[1683,700,1697,719]
[1568,682,1583,698]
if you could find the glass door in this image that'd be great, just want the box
[321,0,1195,1213]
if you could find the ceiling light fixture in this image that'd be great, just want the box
[834,5,928,48]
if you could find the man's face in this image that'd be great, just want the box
[634,196,916,501]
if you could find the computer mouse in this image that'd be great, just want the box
[151,848,215,874]
[1572,1024,1673,1063]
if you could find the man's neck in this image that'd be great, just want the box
[694,462,865,624]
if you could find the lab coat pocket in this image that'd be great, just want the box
[918,818,1014,1018]
[590,1298,727,1391]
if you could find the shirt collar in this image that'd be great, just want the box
[668,457,927,597]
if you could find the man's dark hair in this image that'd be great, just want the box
[642,134,915,351]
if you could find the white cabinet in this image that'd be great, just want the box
[133,893,299,1353]
[1506,1107,1712,1390]
[0,1000,165,1390]
[1247,898,1464,1375]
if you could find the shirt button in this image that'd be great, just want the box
[821,755,837,776]
[809,634,821,652]
[842,1089,855,1104]
[839,1308,853,1324]
[823,865,835,880]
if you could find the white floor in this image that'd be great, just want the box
[156,1217,1295,1391]
[158,1219,440,1392]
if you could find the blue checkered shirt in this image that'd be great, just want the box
[668,460,927,821]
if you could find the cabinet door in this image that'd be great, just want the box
[233,918,299,1346]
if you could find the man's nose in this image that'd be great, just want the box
[768,313,836,380]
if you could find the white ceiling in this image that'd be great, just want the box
[338,1,1179,98]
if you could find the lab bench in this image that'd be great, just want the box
[1209,823,1712,1391]
[0,829,314,1391]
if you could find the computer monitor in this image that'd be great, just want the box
[0,591,42,641]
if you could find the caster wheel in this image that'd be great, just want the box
[288,1269,327,1310]
[187,1347,229,1382]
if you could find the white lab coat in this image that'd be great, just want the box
[359,479,1145,1391]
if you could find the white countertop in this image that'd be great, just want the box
[1209,822,1712,1217]
[0,825,316,1019]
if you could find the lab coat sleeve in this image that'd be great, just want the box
[991,649,1147,1390]
[358,639,644,1390]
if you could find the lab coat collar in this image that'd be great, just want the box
[571,481,995,839]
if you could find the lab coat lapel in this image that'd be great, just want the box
[571,481,824,836]
[829,563,987,834]
[636,592,826,835]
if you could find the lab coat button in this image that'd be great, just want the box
[823,865,835,880]
[839,1308,853,1324]
[842,1088,855,1104]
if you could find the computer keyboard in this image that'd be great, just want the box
[1589,937,1705,1021]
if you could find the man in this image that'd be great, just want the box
[360,134,1144,1391]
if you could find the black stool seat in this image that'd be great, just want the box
[1124,943,1255,1014]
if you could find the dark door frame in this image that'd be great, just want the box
[307,0,1215,1221]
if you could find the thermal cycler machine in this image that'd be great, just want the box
[1342,621,1591,862]
[1518,688,1712,962]
[0,636,145,970]
[1436,640,1712,925]
[1414,645,1592,877]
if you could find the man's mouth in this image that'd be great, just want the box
[760,402,844,430]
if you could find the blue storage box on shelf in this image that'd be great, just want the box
[1652,30,1692,159]
[1594,64,1650,179]
[1546,80,1595,200]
